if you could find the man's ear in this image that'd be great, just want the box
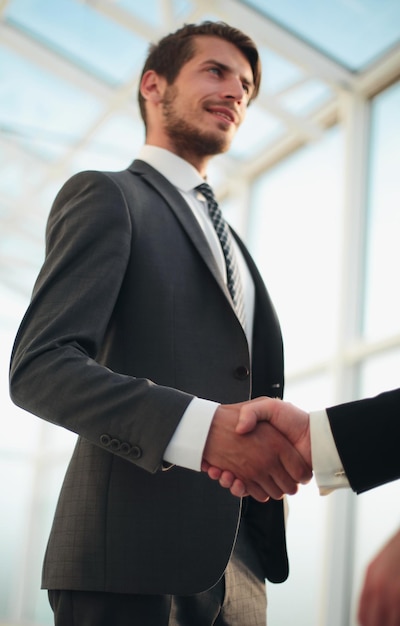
[140,70,166,104]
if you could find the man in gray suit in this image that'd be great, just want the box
[9,21,311,625]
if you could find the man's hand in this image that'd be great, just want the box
[358,529,400,626]
[236,397,311,464]
[202,397,312,498]
[201,399,312,502]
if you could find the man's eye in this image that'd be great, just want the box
[208,67,221,76]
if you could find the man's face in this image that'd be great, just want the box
[160,36,254,160]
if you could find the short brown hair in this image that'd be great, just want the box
[138,21,261,125]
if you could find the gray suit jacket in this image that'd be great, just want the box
[10,160,288,594]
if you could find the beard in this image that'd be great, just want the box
[161,85,231,158]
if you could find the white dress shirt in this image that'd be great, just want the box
[310,409,350,493]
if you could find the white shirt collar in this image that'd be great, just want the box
[137,145,204,192]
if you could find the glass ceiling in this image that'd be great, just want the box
[1,0,400,325]
[245,0,400,70]
[4,0,150,85]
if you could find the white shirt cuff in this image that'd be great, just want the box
[163,397,219,471]
[310,409,350,495]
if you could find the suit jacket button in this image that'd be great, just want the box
[234,365,250,380]
[100,434,111,447]
[110,438,121,451]
[130,445,142,459]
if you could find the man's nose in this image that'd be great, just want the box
[222,77,247,104]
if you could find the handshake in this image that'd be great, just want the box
[203,396,400,626]
[201,396,313,503]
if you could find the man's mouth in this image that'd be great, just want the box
[207,106,236,125]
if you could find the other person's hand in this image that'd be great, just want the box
[358,528,400,626]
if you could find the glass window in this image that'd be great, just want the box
[363,82,400,341]
[285,372,334,409]
[279,79,333,116]
[267,374,333,625]
[230,103,284,159]
[248,126,344,374]
[259,46,303,95]
[0,458,36,617]
[0,46,103,160]
[69,113,145,174]
[268,481,329,626]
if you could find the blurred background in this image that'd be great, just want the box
[1,0,400,624]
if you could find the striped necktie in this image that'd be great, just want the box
[196,183,246,329]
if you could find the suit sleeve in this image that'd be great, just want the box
[9,171,194,473]
[326,388,400,493]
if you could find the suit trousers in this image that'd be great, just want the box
[48,519,267,626]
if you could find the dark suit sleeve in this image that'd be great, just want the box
[9,170,193,473]
[326,388,400,493]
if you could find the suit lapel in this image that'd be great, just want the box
[129,159,233,307]
[127,160,283,391]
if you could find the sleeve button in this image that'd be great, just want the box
[120,442,132,455]
[100,434,111,446]
[130,445,142,459]
[109,438,121,451]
